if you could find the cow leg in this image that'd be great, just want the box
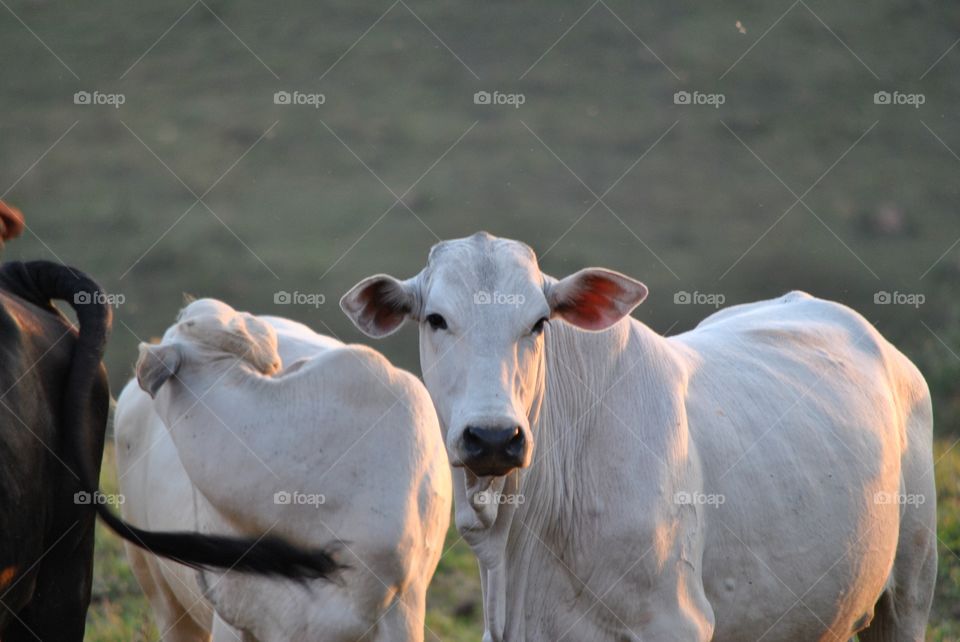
[5,520,96,642]
[859,404,937,642]
[858,503,937,642]
[124,543,211,642]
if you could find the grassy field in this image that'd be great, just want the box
[0,0,957,638]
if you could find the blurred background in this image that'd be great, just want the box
[1,0,958,639]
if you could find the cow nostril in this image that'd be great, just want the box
[462,427,484,452]
[506,427,525,456]
[460,425,527,473]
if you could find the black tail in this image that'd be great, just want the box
[0,260,341,580]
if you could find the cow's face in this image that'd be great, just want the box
[414,241,548,478]
[342,232,647,481]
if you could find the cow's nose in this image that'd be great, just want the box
[461,425,526,476]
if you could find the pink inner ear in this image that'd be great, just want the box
[372,306,405,331]
[359,279,410,332]
[556,274,626,330]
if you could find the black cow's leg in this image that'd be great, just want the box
[6,517,96,642]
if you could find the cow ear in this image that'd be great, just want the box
[340,274,416,338]
[136,343,182,398]
[0,201,24,241]
[547,268,648,331]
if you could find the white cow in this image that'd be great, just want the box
[342,232,937,642]
[115,298,451,641]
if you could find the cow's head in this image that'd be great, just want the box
[342,232,647,480]
[136,298,281,399]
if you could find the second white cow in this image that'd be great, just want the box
[342,232,937,642]
[115,298,451,642]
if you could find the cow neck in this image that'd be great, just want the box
[516,319,635,554]
[160,355,273,522]
[497,319,691,638]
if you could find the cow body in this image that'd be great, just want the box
[342,232,937,642]
[116,299,451,642]
[0,286,108,641]
[478,293,934,640]
[681,292,934,640]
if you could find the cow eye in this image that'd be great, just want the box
[425,313,448,331]
[531,317,548,335]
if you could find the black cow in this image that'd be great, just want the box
[0,214,337,640]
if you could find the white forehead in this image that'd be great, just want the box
[423,232,541,296]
